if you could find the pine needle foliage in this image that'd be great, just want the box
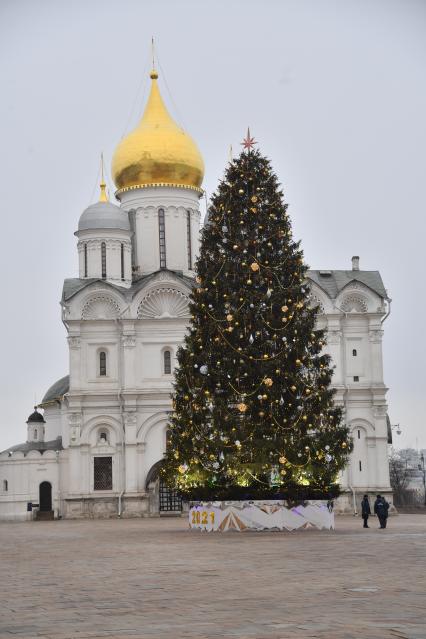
[162,147,352,498]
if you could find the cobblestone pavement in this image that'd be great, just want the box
[0,515,425,639]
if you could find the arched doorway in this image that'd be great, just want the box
[39,482,52,512]
[145,461,182,513]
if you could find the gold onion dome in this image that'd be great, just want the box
[112,70,204,195]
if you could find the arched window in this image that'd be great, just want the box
[186,210,192,270]
[3,480,7,492]
[158,208,166,269]
[84,243,88,278]
[101,242,107,279]
[352,349,357,356]
[99,431,108,444]
[121,243,125,281]
[34,429,37,440]
[99,351,107,376]
[163,350,171,375]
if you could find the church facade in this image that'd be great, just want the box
[0,69,393,521]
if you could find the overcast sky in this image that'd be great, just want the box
[0,0,425,451]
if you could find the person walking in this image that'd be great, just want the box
[361,494,371,528]
[374,494,389,529]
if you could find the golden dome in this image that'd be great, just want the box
[112,70,204,195]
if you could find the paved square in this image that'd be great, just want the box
[0,515,425,638]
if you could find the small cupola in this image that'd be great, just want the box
[26,407,45,443]
[74,158,132,287]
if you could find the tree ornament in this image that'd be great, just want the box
[237,402,248,413]
[264,378,273,387]
[200,365,208,375]
[279,456,287,464]
[250,262,259,272]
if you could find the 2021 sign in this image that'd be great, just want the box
[191,509,215,526]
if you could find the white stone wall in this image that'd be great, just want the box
[310,279,391,494]
[118,186,201,277]
[0,451,63,521]
[76,229,132,288]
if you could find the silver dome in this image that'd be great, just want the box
[78,201,130,232]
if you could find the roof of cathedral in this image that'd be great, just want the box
[40,375,69,405]
[308,270,388,300]
[27,409,45,423]
[61,269,387,304]
[1,436,63,456]
[111,69,204,195]
[62,269,195,303]
[77,201,130,232]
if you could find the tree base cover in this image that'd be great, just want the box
[179,483,340,502]
[189,500,335,531]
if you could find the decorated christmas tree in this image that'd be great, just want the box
[163,134,352,500]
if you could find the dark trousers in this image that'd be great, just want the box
[362,515,369,528]
[378,516,387,528]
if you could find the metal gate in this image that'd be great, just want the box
[159,480,182,512]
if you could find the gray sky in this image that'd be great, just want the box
[0,0,425,451]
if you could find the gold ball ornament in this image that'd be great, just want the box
[291,385,297,392]
[250,262,260,272]
[279,456,287,464]
[237,402,248,413]
[251,195,258,203]
[226,314,233,322]
[281,305,288,312]
[238,188,244,194]
[264,378,273,387]
[178,465,187,474]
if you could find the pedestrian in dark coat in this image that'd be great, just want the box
[361,494,371,528]
[374,495,389,529]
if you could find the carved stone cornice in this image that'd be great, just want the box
[369,329,384,343]
[122,335,136,348]
[68,336,81,349]
[327,330,342,345]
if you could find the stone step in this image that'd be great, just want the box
[36,510,54,521]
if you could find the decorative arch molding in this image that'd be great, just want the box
[340,294,369,314]
[81,295,121,320]
[137,288,190,319]
[137,412,170,442]
[349,419,375,436]
[80,415,122,445]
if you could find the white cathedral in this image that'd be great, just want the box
[0,69,393,521]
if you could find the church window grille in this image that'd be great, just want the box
[101,242,107,279]
[164,350,171,375]
[99,351,107,376]
[353,376,359,382]
[94,456,112,490]
[158,208,166,269]
[159,480,182,512]
[3,480,7,492]
[186,210,192,269]
[121,243,125,281]
[84,243,88,278]
[352,349,357,356]
[359,460,362,472]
